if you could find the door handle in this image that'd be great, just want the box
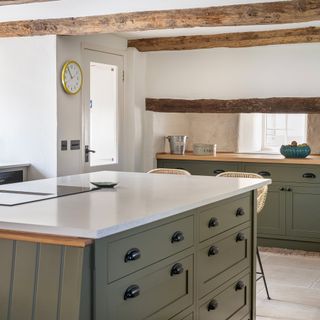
[302,173,316,179]
[258,171,271,177]
[85,145,96,163]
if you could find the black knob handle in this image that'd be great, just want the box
[124,284,140,300]
[208,246,219,257]
[213,169,225,175]
[286,188,292,192]
[124,248,141,263]
[280,187,285,191]
[170,263,184,276]
[236,232,246,242]
[207,299,218,311]
[208,217,219,228]
[303,173,316,179]
[171,231,184,243]
[236,207,245,217]
[258,171,271,177]
[235,280,245,291]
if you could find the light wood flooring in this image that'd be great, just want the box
[256,249,320,320]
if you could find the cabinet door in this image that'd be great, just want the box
[258,183,286,237]
[286,185,320,241]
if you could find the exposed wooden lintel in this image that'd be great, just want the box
[1,0,320,37]
[0,0,56,5]
[146,97,320,113]
[129,26,320,51]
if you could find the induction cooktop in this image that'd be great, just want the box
[0,185,98,206]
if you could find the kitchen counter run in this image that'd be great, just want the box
[0,171,269,239]
[157,152,320,165]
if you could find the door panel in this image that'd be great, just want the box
[258,183,286,237]
[82,48,124,172]
[286,185,320,241]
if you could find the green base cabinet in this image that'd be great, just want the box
[158,158,320,251]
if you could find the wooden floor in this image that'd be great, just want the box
[256,250,320,320]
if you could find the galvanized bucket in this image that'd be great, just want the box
[166,135,188,154]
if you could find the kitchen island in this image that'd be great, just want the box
[0,171,269,320]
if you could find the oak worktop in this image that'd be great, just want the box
[157,152,320,165]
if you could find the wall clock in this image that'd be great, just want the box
[61,60,83,95]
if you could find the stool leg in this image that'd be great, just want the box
[256,247,271,300]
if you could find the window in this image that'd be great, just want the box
[262,114,307,150]
[238,113,307,153]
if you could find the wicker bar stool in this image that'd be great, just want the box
[216,171,271,300]
[147,168,191,175]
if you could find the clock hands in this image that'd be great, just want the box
[67,66,74,79]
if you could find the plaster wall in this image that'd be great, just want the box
[144,44,320,164]
[0,36,57,179]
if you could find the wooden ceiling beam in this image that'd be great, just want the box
[0,0,320,37]
[146,97,320,113]
[0,0,57,5]
[128,26,320,51]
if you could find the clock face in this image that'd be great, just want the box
[61,61,83,95]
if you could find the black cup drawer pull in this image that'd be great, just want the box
[124,284,140,300]
[302,173,316,179]
[236,232,246,242]
[213,169,225,175]
[236,207,245,217]
[257,171,271,177]
[208,217,219,228]
[235,280,245,291]
[124,248,141,263]
[207,299,218,311]
[170,263,184,276]
[208,246,219,257]
[171,231,184,243]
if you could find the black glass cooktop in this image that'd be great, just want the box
[0,185,98,206]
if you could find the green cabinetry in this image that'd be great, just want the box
[158,158,320,251]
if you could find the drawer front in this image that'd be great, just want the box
[198,227,251,298]
[0,170,23,185]
[107,216,194,282]
[244,163,320,184]
[157,160,238,176]
[106,255,193,320]
[199,273,250,320]
[199,195,251,242]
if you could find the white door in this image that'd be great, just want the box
[82,48,124,172]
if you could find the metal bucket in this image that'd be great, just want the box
[166,135,188,154]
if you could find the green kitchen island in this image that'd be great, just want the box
[0,171,269,320]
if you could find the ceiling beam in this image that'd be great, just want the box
[0,0,320,37]
[128,26,320,51]
[0,0,57,5]
[146,97,320,113]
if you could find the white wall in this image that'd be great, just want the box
[0,36,57,179]
[56,34,128,176]
[143,43,320,162]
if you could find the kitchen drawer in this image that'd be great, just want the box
[198,226,251,298]
[199,272,250,320]
[107,216,194,282]
[199,194,251,243]
[157,160,238,176]
[105,254,193,320]
[244,163,320,184]
[0,170,23,185]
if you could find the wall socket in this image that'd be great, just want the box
[71,140,81,150]
[61,140,68,151]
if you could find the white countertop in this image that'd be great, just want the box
[0,162,30,170]
[0,171,270,239]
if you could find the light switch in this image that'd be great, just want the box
[61,140,68,151]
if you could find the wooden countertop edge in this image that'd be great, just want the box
[0,229,93,247]
[156,153,320,165]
